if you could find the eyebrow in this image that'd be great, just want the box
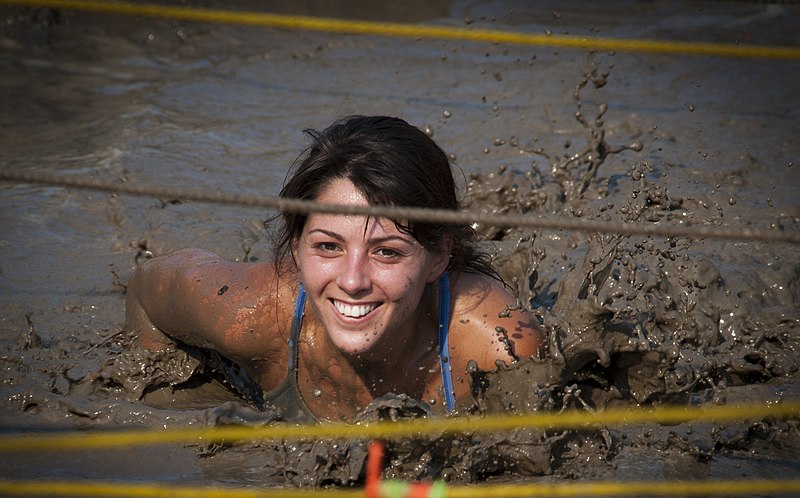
[307,228,416,246]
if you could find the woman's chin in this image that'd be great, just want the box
[323,326,386,358]
[321,307,386,356]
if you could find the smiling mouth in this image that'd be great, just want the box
[333,300,378,318]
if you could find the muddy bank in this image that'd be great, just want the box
[1,0,799,489]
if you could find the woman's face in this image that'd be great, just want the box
[294,177,448,358]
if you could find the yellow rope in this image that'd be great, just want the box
[2,0,799,59]
[0,480,362,497]
[1,402,797,453]
[446,480,800,497]
[2,479,800,497]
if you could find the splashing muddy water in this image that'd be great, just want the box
[1,0,799,489]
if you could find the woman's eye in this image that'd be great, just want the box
[376,248,401,259]
[315,242,339,252]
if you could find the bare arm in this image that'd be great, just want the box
[449,272,545,374]
[124,248,290,374]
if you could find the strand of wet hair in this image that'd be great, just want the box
[2,170,798,244]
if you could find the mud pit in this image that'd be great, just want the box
[1,0,799,490]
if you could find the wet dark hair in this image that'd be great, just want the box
[271,115,498,280]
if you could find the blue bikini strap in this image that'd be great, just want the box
[438,273,455,412]
[288,284,306,370]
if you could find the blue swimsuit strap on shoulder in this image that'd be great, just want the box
[289,283,306,370]
[291,274,456,412]
[437,272,456,412]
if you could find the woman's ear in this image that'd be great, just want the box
[291,237,299,263]
[426,235,453,282]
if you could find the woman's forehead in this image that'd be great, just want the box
[315,177,368,205]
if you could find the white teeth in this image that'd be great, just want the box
[334,301,376,318]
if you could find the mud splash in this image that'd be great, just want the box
[457,64,800,480]
[467,66,799,412]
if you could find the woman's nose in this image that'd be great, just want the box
[336,253,371,295]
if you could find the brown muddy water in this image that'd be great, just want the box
[1,0,799,493]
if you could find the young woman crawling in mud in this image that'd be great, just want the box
[124,115,545,422]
